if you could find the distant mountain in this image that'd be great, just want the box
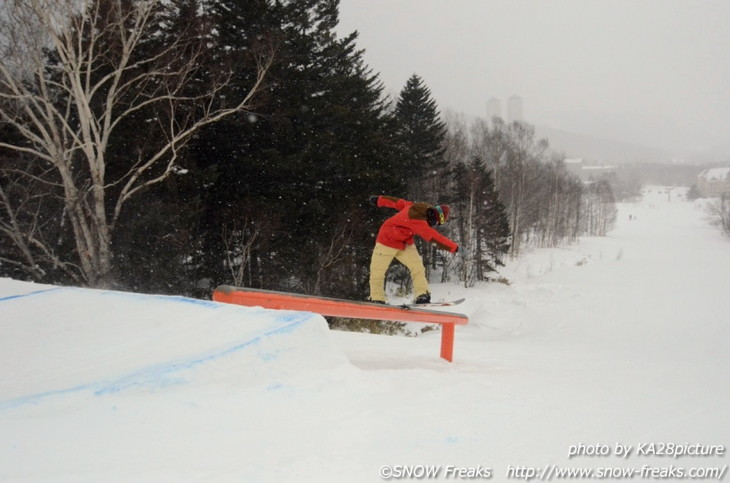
[534,124,676,164]
[447,109,728,165]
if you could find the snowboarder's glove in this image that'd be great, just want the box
[369,195,379,206]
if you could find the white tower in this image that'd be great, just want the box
[486,97,502,121]
[507,95,523,123]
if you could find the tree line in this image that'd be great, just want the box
[1,0,616,301]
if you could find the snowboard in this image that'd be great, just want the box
[402,298,465,309]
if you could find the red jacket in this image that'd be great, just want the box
[375,196,458,253]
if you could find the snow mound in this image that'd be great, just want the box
[0,280,352,412]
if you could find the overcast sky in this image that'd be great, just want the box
[335,0,730,156]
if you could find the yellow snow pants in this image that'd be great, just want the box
[369,242,429,302]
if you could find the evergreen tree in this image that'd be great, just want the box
[187,0,402,299]
[392,74,447,201]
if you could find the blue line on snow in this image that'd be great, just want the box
[0,287,62,303]
[0,312,315,412]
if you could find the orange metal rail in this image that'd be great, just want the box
[212,285,468,362]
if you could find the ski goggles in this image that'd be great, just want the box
[435,205,445,225]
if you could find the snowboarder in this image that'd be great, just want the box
[368,195,460,304]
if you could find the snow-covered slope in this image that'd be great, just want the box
[1,187,728,482]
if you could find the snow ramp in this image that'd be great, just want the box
[0,278,351,412]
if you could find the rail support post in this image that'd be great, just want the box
[440,322,455,362]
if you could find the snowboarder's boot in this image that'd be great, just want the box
[414,293,431,304]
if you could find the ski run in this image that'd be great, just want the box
[1,186,728,482]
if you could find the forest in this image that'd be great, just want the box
[1,0,616,302]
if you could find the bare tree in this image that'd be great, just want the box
[581,180,617,236]
[0,0,273,286]
[722,195,730,237]
[493,121,549,256]
[310,219,354,296]
[221,218,260,288]
[706,194,730,237]
[0,168,81,281]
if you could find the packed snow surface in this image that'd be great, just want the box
[1,187,728,482]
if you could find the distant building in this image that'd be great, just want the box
[507,95,523,123]
[697,168,730,197]
[486,97,501,121]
